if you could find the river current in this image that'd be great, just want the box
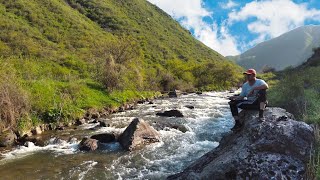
[0,92,234,180]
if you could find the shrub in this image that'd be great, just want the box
[0,61,30,132]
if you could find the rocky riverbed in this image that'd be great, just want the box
[168,108,315,179]
[0,92,314,179]
[0,92,234,179]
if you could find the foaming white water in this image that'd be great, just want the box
[0,91,235,179]
[104,92,234,179]
[0,138,79,163]
[71,160,98,180]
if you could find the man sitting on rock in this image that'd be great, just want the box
[228,69,269,131]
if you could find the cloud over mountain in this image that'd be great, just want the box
[148,0,320,56]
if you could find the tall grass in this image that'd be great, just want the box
[268,66,320,178]
[0,61,29,132]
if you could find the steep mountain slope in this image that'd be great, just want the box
[0,0,242,132]
[229,25,320,71]
[268,47,320,123]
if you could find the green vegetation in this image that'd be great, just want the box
[0,0,242,133]
[266,47,320,178]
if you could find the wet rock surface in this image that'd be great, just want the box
[118,118,160,151]
[75,119,86,126]
[90,133,116,143]
[184,105,195,109]
[168,108,315,180]
[79,138,99,151]
[156,110,184,117]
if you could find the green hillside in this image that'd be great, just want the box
[268,47,320,124]
[0,0,242,132]
[263,47,320,178]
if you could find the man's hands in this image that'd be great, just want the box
[248,89,255,96]
[229,96,243,101]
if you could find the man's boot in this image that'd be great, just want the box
[231,116,243,131]
[259,102,266,121]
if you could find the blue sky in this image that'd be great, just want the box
[148,0,320,56]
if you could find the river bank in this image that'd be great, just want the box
[0,91,163,151]
[0,92,233,179]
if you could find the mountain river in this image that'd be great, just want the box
[0,92,235,179]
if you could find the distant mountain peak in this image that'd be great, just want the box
[228,25,320,71]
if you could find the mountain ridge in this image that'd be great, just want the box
[228,25,320,71]
[0,0,242,132]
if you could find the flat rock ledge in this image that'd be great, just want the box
[168,108,315,180]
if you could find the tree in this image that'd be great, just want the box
[261,65,276,73]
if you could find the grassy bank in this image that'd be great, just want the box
[264,48,320,178]
[0,0,243,134]
[0,57,159,134]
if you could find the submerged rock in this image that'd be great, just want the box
[168,108,315,180]
[75,118,86,126]
[91,133,116,143]
[184,105,195,109]
[118,118,160,151]
[172,125,189,133]
[156,110,184,117]
[0,130,17,147]
[79,138,99,151]
[153,121,189,133]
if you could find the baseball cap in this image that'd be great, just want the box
[243,69,256,75]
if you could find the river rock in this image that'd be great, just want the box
[31,126,42,135]
[172,125,189,133]
[98,119,110,127]
[0,130,17,147]
[91,133,116,143]
[156,110,184,117]
[19,136,46,147]
[168,91,178,98]
[184,105,195,109]
[75,118,86,125]
[137,100,146,104]
[118,118,160,151]
[79,138,99,151]
[168,108,315,179]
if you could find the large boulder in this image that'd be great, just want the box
[0,130,17,147]
[168,108,315,179]
[90,133,116,143]
[79,138,99,151]
[118,118,160,151]
[168,91,178,98]
[156,110,184,117]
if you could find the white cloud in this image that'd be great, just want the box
[220,0,239,10]
[148,0,320,56]
[148,0,240,56]
[228,0,320,44]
